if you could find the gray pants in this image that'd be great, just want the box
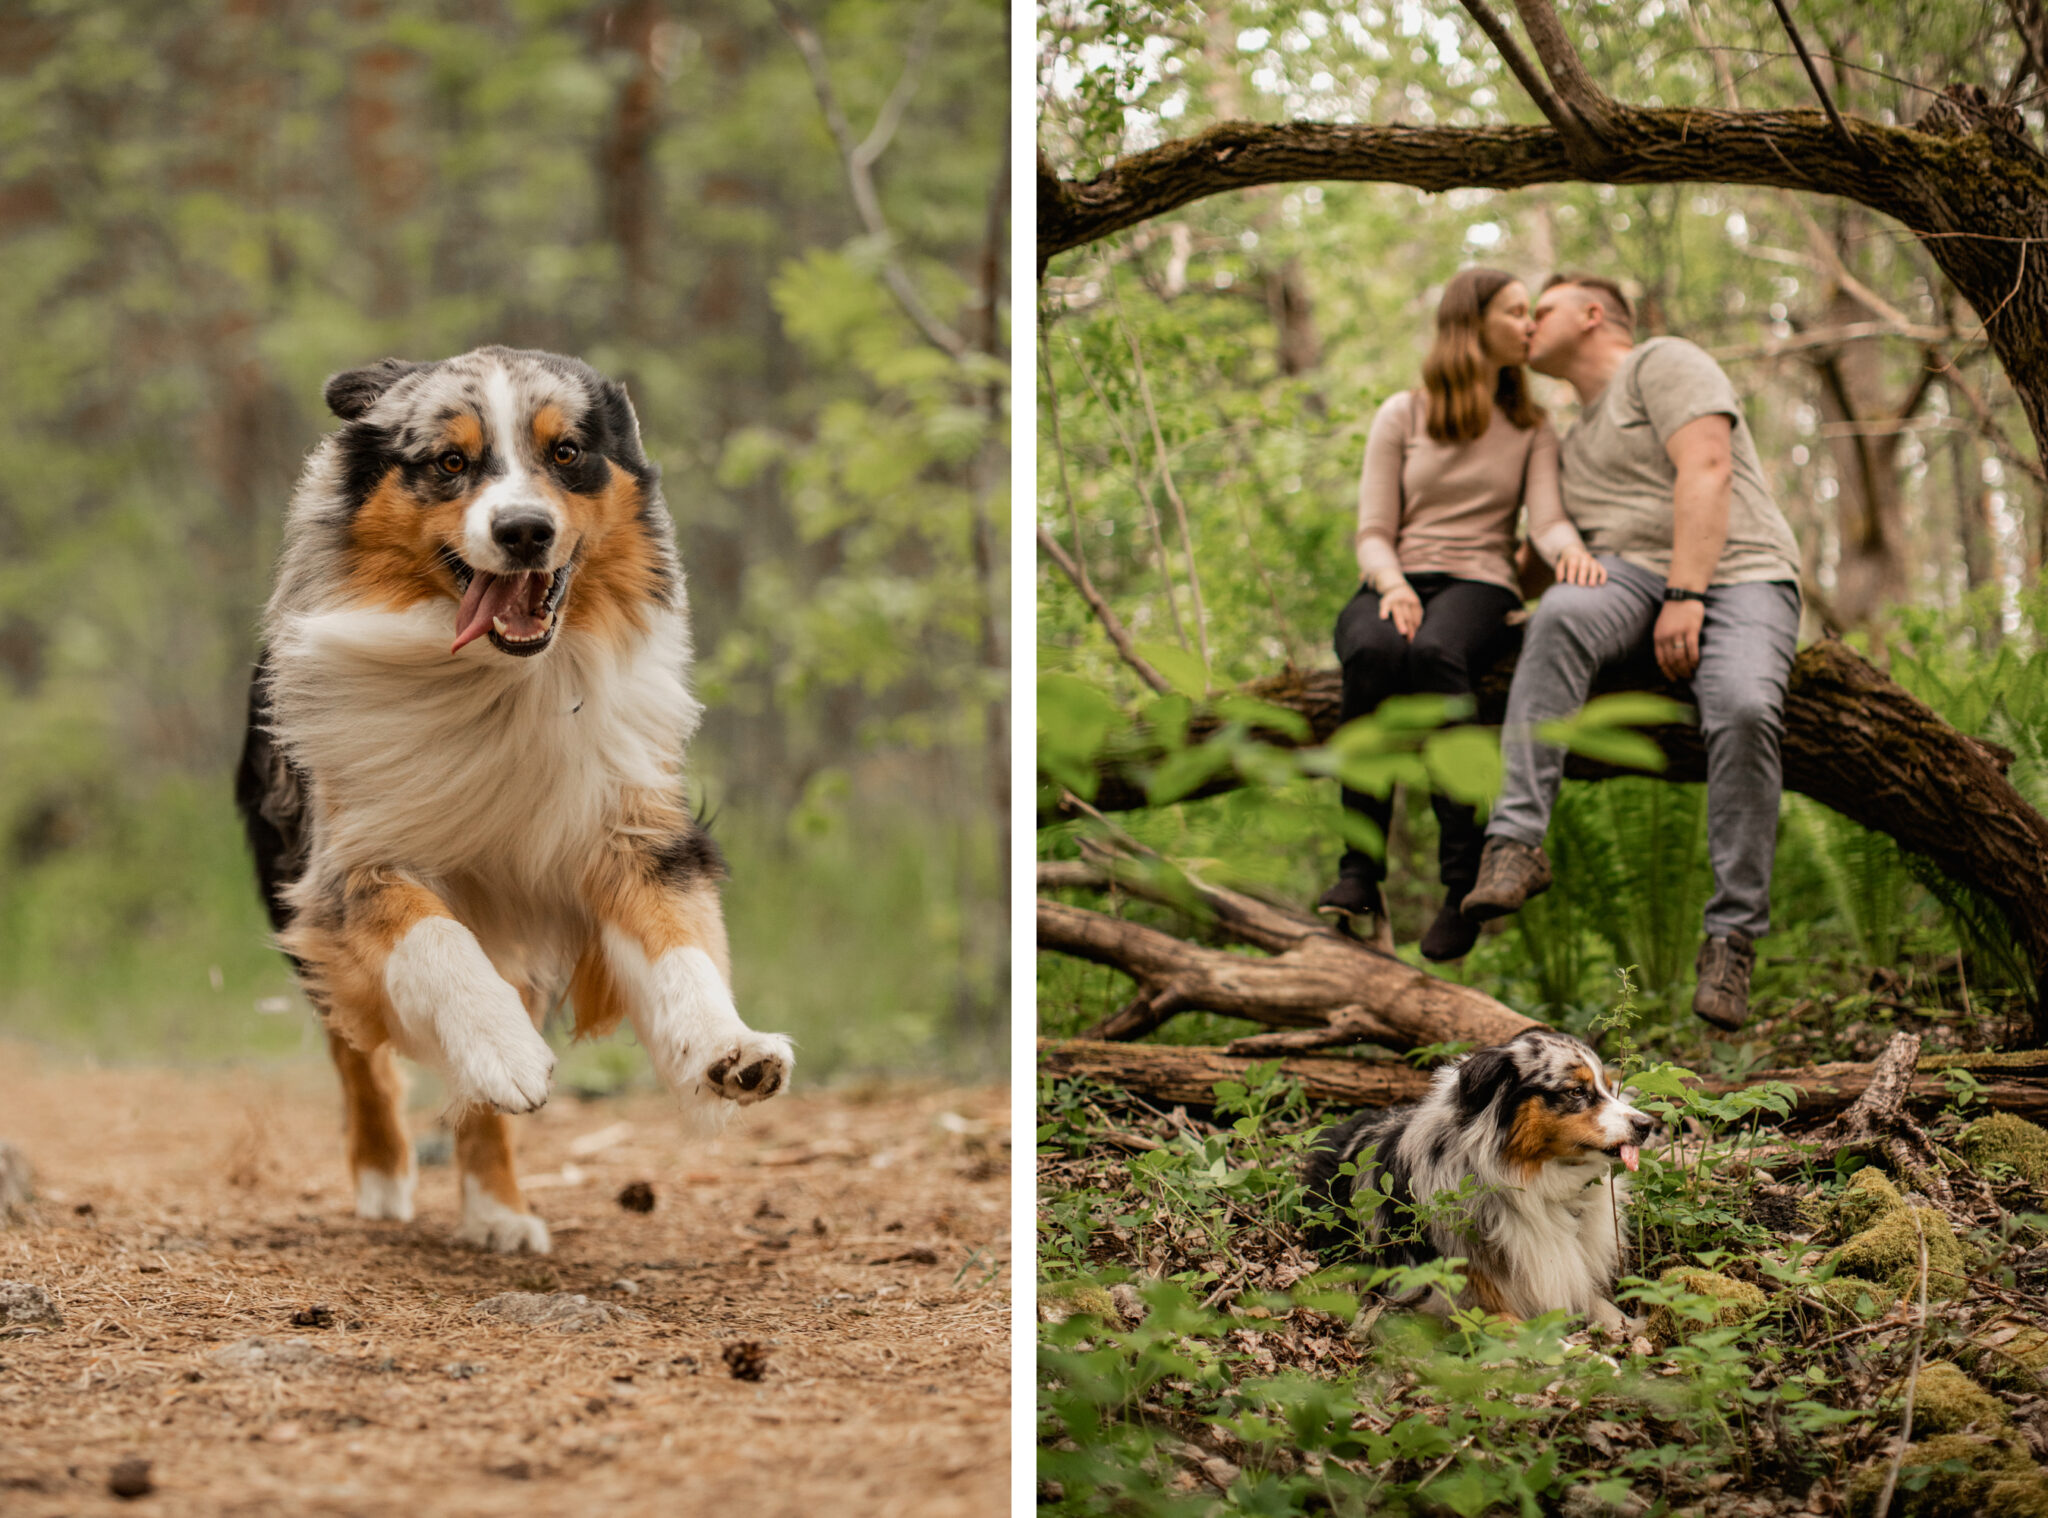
[1488,556,1801,939]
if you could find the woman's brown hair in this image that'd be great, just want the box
[1419,267,1544,444]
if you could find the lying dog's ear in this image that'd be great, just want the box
[324,358,424,421]
[1453,1046,1516,1122]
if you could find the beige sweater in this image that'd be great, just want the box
[1355,390,1585,595]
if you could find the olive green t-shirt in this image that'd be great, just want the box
[1559,336,1802,586]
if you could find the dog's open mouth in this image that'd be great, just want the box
[1602,1143,1643,1173]
[442,549,573,657]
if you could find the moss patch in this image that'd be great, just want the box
[1832,1168,1905,1238]
[1829,1200,1968,1302]
[1038,1281,1118,1324]
[1885,1362,2010,1434]
[1960,1114,2048,1186]
[1818,1277,1898,1321]
[1974,1322,2048,1393]
[1644,1267,1768,1347]
[1846,1434,2042,1517]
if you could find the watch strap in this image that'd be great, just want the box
[1663,587,1707,603]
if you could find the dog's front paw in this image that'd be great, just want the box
[706,1031,793,1105]
[447,1023,556,1114]
[457,1177,551,1254]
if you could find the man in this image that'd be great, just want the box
[1460,273,1803,1031]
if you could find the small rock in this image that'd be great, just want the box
[289,1305,335,1329]
[209,1336,332,1374]
[1108,1284,1147,1323]
[617,1181,656,1214]
[0,1143,33,1224]
[722,1340,770,1380]
[610,1279,641,1295]
[0,1282,63,1334]
[107,1457,153,1500]
[469,1292,638,1333]
[441,1361,489,1379]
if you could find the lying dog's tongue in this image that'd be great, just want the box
[451,570,550,653]
[1620,1144,1641,1173]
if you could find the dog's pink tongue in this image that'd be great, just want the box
[450,571,546,652]
[1621,1144,1641,1173]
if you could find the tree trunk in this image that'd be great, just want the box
[1036,1036,2048,1125]
[1058,636,2048,1042]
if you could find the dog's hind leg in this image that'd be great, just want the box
[580,825,792,1134]
[329,1029,415,1221]
[453,1108,549,1254]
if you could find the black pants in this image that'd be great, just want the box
[1332,573,1520,891]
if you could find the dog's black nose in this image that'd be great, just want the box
[492,510,556,564]
[1629,1113,1660,1142]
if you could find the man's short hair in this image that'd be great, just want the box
[1542,272,1635,335]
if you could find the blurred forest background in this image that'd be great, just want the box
[0,0,1008,1083]
[1036,0,2048,1054]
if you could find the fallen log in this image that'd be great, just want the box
[1036,845,1536,1051]
[1057,636,2048,1045]
[1036,1037,2048,1126]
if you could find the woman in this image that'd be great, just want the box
[1317,268,1603,961]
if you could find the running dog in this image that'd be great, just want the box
[236,347,792,1254]
[1303,1028,1657,1327]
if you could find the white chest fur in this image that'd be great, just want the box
[267,602,699,892]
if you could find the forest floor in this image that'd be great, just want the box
[1035,1001,2048,1517]
[0,1044,1010,1517]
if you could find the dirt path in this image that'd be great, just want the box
[0,1047,1009,1516]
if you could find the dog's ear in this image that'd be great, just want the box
[323,358,424,421]
[1453,1046,1516,1121]
[594,378,657,481]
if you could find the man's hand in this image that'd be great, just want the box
[1379,583,1423,639]
[1654,599,1704,680]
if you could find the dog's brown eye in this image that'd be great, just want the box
[439,452,467,476]
[551,441,581,466]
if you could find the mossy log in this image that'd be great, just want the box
[1036,1037,2048,1124]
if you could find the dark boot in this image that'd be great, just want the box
[1419,890,1480,962]
[1693,931,1757,1032]
[1460,837,1552,922]
[1316,875,1390,948]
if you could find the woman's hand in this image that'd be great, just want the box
[1378,583,1423,639]
[1556,548,1608,587]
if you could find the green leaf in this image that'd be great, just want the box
[1423,727,1503,806]
[1136,641,1210,698]
[1210,694,1312,742]
[1147,738,1233,804]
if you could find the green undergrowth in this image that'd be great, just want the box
[0,781,1002,1082]
[1037,1026,2048,1515]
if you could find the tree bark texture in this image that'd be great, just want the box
[1037,1036,2048,1125]
[1039,96,2048,469]
[1060,636,2048,1039]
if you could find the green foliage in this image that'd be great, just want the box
[0,0,1007,1068]
[0,784,997,1080]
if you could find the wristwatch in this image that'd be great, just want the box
[1662,587,1707,603]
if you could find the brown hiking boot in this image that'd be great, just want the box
[1693,931,1757,1032]
[1460,837,1551,922]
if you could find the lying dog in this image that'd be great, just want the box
[236,347,792,1253]
[1304,1028,1657,1328]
